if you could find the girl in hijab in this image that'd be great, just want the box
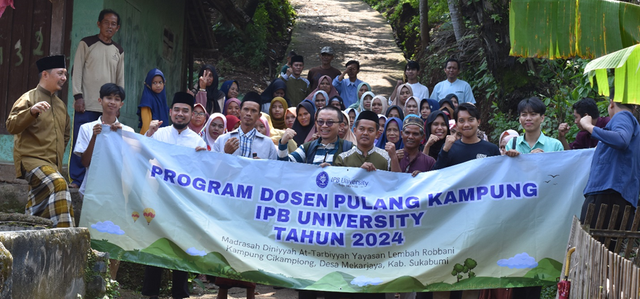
[225,115,240,132]
[422,110,451,160]
[200,113,227,151]
[256,115,271,137]
[371,95,387,115]
[419,98,439,122]
[348,82,372,109]
[312,90,329,110]
[391,83,413,108]
[269,97,289,130]
[376,114,387,144]
[340,111,358,144]
[291,101,317,145]
[260,78,288,113]
[330,96,346,110]
[344,108,358,131]
[194,64,224,114]
[439,94,457,117]
[137,68,169,135]
[376,117,404,150]
[358,91,376,112]
[404,96,419,116]
[499,129,520,155]
[285,107,297,129]
[223,98,241,118]
[305,75,339,101]
[220,80,239,100]
[188,103,209,134]
[385,105,405,120]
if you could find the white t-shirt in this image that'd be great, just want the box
[430,79,476,104]
[408,82,430,100]
[74,117,135,194]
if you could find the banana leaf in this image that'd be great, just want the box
[584,44,640,104]
[510,0,640,59]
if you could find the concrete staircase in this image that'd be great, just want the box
[0,163,84,226]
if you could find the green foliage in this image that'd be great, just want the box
[213,0,295,69]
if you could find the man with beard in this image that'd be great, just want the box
[6,55,74,227]
[142,91,206,299]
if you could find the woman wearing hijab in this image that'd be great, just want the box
[439,94,457,117]
[200,113,227,151]
[348,82,372,109]
[330,96,346,110]
[403,96,420,116]
[223,98,241,118]
[260,78,288,113]
[285,107,297,129]
[137,68,169,135]
[311,90,329,110]
[371,95,387,115]
[376,117,404,150]
[385,105,405,120]
[391,83,413,108]
[220,80,239,100]
[304,75,339,101]
[344,108,358,131]
[340,111,358,144]
[291,101,316,145]
[188,103,209,134]
[422,110,451,160]
[269,97,289,130]
[419,98,439,122]
[358,91,376,112]
[499,129,520,155]
[194,64,224,114]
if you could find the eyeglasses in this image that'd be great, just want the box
[316,120,338,127]
[194,112,206,116]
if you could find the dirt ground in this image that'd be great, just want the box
[116,1,406,298]
[288,0,406,97]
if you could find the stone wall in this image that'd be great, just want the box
[0,227,90,299]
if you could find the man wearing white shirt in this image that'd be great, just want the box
[430,58,476,104]
[390,61,429,105]
[142,91,206,299]
[214,92,277,160]
[74,83,135,195]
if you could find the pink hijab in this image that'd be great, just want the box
[304,75,339,101]
[188,103,208,134]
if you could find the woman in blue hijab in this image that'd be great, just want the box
[137,68,169,134]
[375,117,404,150]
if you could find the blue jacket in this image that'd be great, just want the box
[584,110,640,207]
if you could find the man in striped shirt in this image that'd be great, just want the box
[278,106,353,165]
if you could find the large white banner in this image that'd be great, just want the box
[80,128,592,292]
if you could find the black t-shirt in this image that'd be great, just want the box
[434,139,500,169]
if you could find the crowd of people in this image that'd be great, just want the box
[5,8,640,299]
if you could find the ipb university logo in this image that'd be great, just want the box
[316,171,329,188]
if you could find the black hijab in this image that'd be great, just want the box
[291,100,316,145]
[196,64,222,114]
[424,110,451,160]
[261,79,290,106]
[385,105,405,120]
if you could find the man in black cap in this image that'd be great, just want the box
[142,91,206,299]
[214,92,277,159]
[334,110,394,171]
[307,46,341,90]
[6,55,75,227]
[145,92,207,150]
[280,55,310,107]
